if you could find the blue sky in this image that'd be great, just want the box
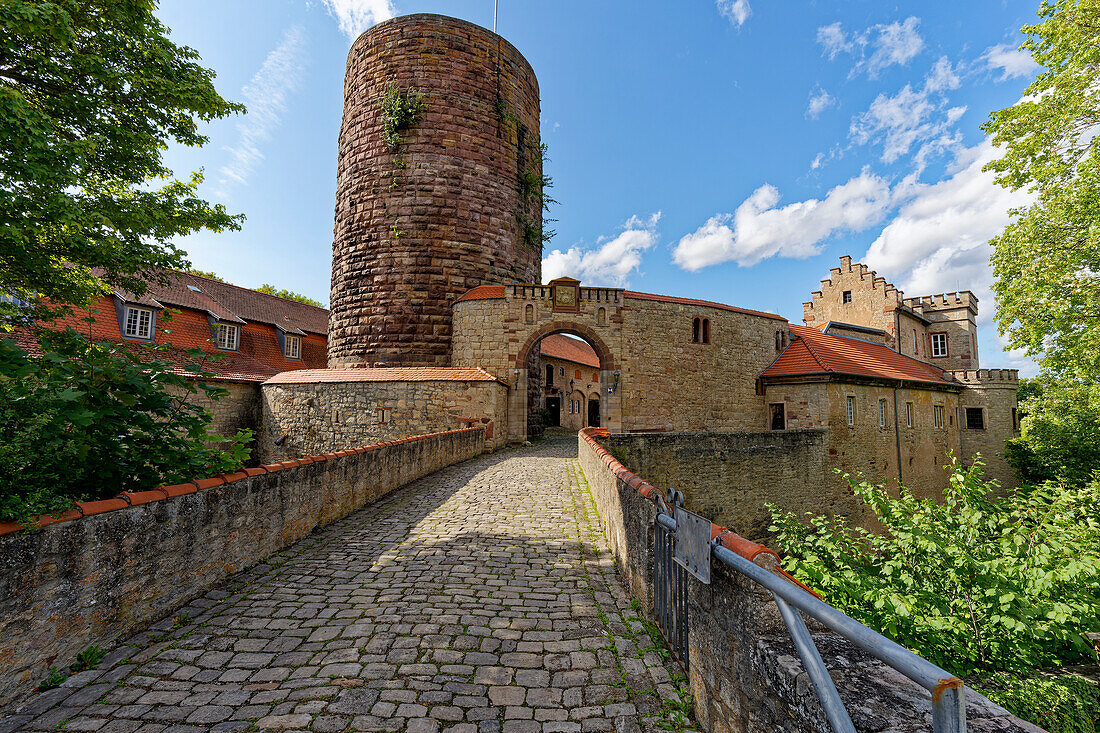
[157,0,1041,374]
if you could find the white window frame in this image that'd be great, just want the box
[930,332,948,358]
[216,322,240,351]
[284,334,302,360]
[123,306,154,340]
[934,404,945,429]
[905,402,913,428]
[846,395,856,426]
[879,399,887,428]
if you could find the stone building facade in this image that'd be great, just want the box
[537,333,603,430]
[256,13,1020,505]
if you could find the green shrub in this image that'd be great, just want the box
[768,458,1100,676]
[972,672,1100,733]
[0,329,252,523]
[1007,379,1100,485]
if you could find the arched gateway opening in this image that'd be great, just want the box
[510,322,620,443]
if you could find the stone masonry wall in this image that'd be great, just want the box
[328,14,542,367]
[953,369,1021,490]
[602,431,828,541]
[170,380,262,457]
[259,379,508,461]
[576,428,1040,733]
[803,255,914,353]
[0,428,486,708]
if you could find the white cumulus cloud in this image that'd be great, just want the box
[716,0,751,28]
[806,87,836,119]
[215,25,307,198]
[981,43,1040,82]
[542,213,661,287]
[672,171,892,270]
[849,57,966,168]
[863,141,1034,321]
[322,0,395,41]
[818,16,924,78]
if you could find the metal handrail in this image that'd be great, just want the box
[655,509,966,733]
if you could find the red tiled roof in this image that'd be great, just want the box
[624,291,786,321]
[112,270,328,335]
[10,330,279,383]
[540,334,599,368]
[264,367,507,385]
[455,285,507,303]
[763,325,955,385]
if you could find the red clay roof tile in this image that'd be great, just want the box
[540,334,600,368]
[763,325,954,385]
[264,367,507,385]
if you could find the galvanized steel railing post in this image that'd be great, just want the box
[932,682,966,733]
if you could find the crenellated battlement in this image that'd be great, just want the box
[949,368,1019,386]
[905,291,979,313]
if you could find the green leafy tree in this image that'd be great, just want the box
[0,330,252,523]
[255,284,325,308]
[768,459,1100,677]
[983,0,1100,382]
[0,0,244,319]
[1006,378,1100,483]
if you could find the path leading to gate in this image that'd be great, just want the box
[3,435,695,733]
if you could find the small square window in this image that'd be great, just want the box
[216,323,239,351]
[284,334,301,359]
[842,290,853,304]
[965,407,985,430]
[124,306,154,340]
[846,395,856,426]
[931,332,948,358]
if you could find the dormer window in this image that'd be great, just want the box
[216,323,239,351]
[284,334,301,360]
[123,306,154,340]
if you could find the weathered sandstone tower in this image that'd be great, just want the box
[327,14,543,367]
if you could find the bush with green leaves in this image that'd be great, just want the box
[768,458,1100,676]
[1006,378,1100,485]
[0,329,252,523]
[972,672,1099,733]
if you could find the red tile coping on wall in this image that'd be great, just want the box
[454,284,507,303]
[0,427,486,537]
[623,291,787,322]
[577,427,820,599]
[263,367,507,386]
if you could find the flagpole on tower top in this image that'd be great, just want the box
[494,0,498,32]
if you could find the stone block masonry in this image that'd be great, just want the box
[328,14,542,367]
[576,428,1040,733]
[603,430,828,541]
[0,427,485,708]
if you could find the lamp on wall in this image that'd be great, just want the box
[611,371,621,393]
[569,378,575,393]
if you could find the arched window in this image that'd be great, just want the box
[525,303,534,324]
[692,317,701,343]
[701,318,710,344]
[597,307,606,326]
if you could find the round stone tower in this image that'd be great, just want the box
[328,14,543,367]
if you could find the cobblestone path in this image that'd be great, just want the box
[4,436,695,733]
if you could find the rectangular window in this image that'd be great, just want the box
[965,407,985,430]
[123,306,154,340]
[913,329,919,356]
[842,290,853,304]
[559,367,564,376]
[931,332,948,358]
[934,404,945,429]
[905,402,913,428]
[216,323,239,351]
[284,334,301,359]
[846,395,855,426]
[879,399,887,428]
[545,364,554,388]
[769,403,785,430]
[1012,407,1018,431]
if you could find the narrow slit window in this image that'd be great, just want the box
[905,402,913,428]
[846,395,856,426]
[701,318,710,344]
[879,399,887,428]
[692,317,701,343]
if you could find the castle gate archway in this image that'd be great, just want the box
[450,278,625,443]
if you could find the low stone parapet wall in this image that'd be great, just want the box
[0,427,486,708]
[577,427,1039,733]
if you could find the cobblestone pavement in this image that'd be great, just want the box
[3,436,696,733]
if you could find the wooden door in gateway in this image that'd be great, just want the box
[545,396,561,427]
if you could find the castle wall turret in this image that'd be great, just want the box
[327,14,543,367]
